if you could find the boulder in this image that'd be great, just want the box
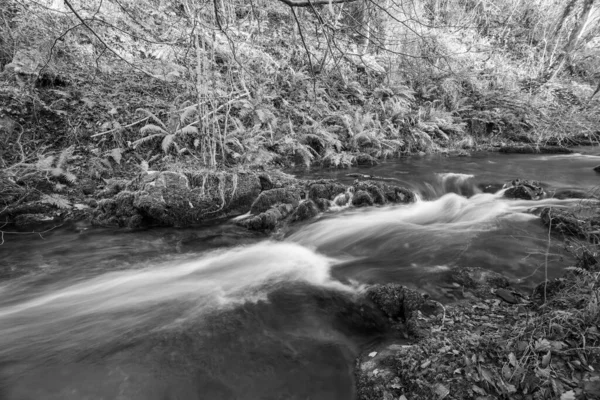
[93,170,262,228]
[365,284,424,322]
[292,200,319,221]
[449,266,509,290]
[503,178,545,200]
[307,181,347,202]
[250,188,300,214]
[238,203,294,231]
[352,190,374,207]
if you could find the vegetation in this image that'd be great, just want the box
[0,0,599,184]
[0,1,600,398]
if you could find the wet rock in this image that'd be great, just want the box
[250,188,300,214]
[385,186,415,204]
[313,197,330,211]
[93,170,262,228]
[239,203,294,231]
[356,154,378,166]
[307,181,347,202]
[333,192,351,207]
[352,190,374,207]
[499,145,573,154]
[258,174,273,190]
[366,284,424,322]
[354,181,386,204]
[495,288,520,304]
[503,178,545,200]
[450,266,509,288]
[292,200,319,221]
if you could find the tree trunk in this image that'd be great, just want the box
[546,0,596,82]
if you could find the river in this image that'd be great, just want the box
[1,150,599,399]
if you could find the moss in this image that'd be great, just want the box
[352,190,374,207]
[308,182,347,201]
[250,188,300,214]
[292,199,319,221]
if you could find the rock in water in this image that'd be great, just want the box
[503,178,545,200]
[352,190,374,207]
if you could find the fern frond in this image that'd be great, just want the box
[140,124,168,135]
[176,125,199,135]
[162,134,176,153]
[41,194,71,209]
[137,108,168,130]
[180,106,197,124]
[131,133,164,148]
[62,171,77,183]
[57,146,73,169]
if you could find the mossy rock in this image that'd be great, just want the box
[292,199,319,221]
[250,188,300,214]
[307,181,347,201]
[352,190,374,207]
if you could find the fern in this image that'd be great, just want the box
[180,106,197,124]
[140,124,168,135]
[162,134,175,153]
[177,125,199,135]
[41,194,71,209]
[137,109,168,131]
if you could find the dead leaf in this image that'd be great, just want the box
[541,350,552,368]
[472,385,486,395]
[433,383,450,399]
[502,364,512,380]
[560,390,576,400]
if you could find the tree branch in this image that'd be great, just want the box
[277,0,358,7]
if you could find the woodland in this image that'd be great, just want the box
[1,1,600,399]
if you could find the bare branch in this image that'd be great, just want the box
[277,0,358,7]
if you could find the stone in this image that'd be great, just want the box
[503,179,545,200]
[292,200,319,221]
[352,190,374,207]
[449,266,509,290]
[495,288,519,304]
[250,188,300,214]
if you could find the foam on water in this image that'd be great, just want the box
[0,242,354,359]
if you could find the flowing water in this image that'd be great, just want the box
[1,151,599,399]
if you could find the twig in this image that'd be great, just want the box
[62,0,156,79]
[91,116,150,138]
[0,224,63,246]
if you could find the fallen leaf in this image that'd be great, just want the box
[433,383,450,399]
[541,350,551,368]
[472,385,486,395]
[560,390,576,400]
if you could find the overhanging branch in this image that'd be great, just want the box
[277,0,358,7]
